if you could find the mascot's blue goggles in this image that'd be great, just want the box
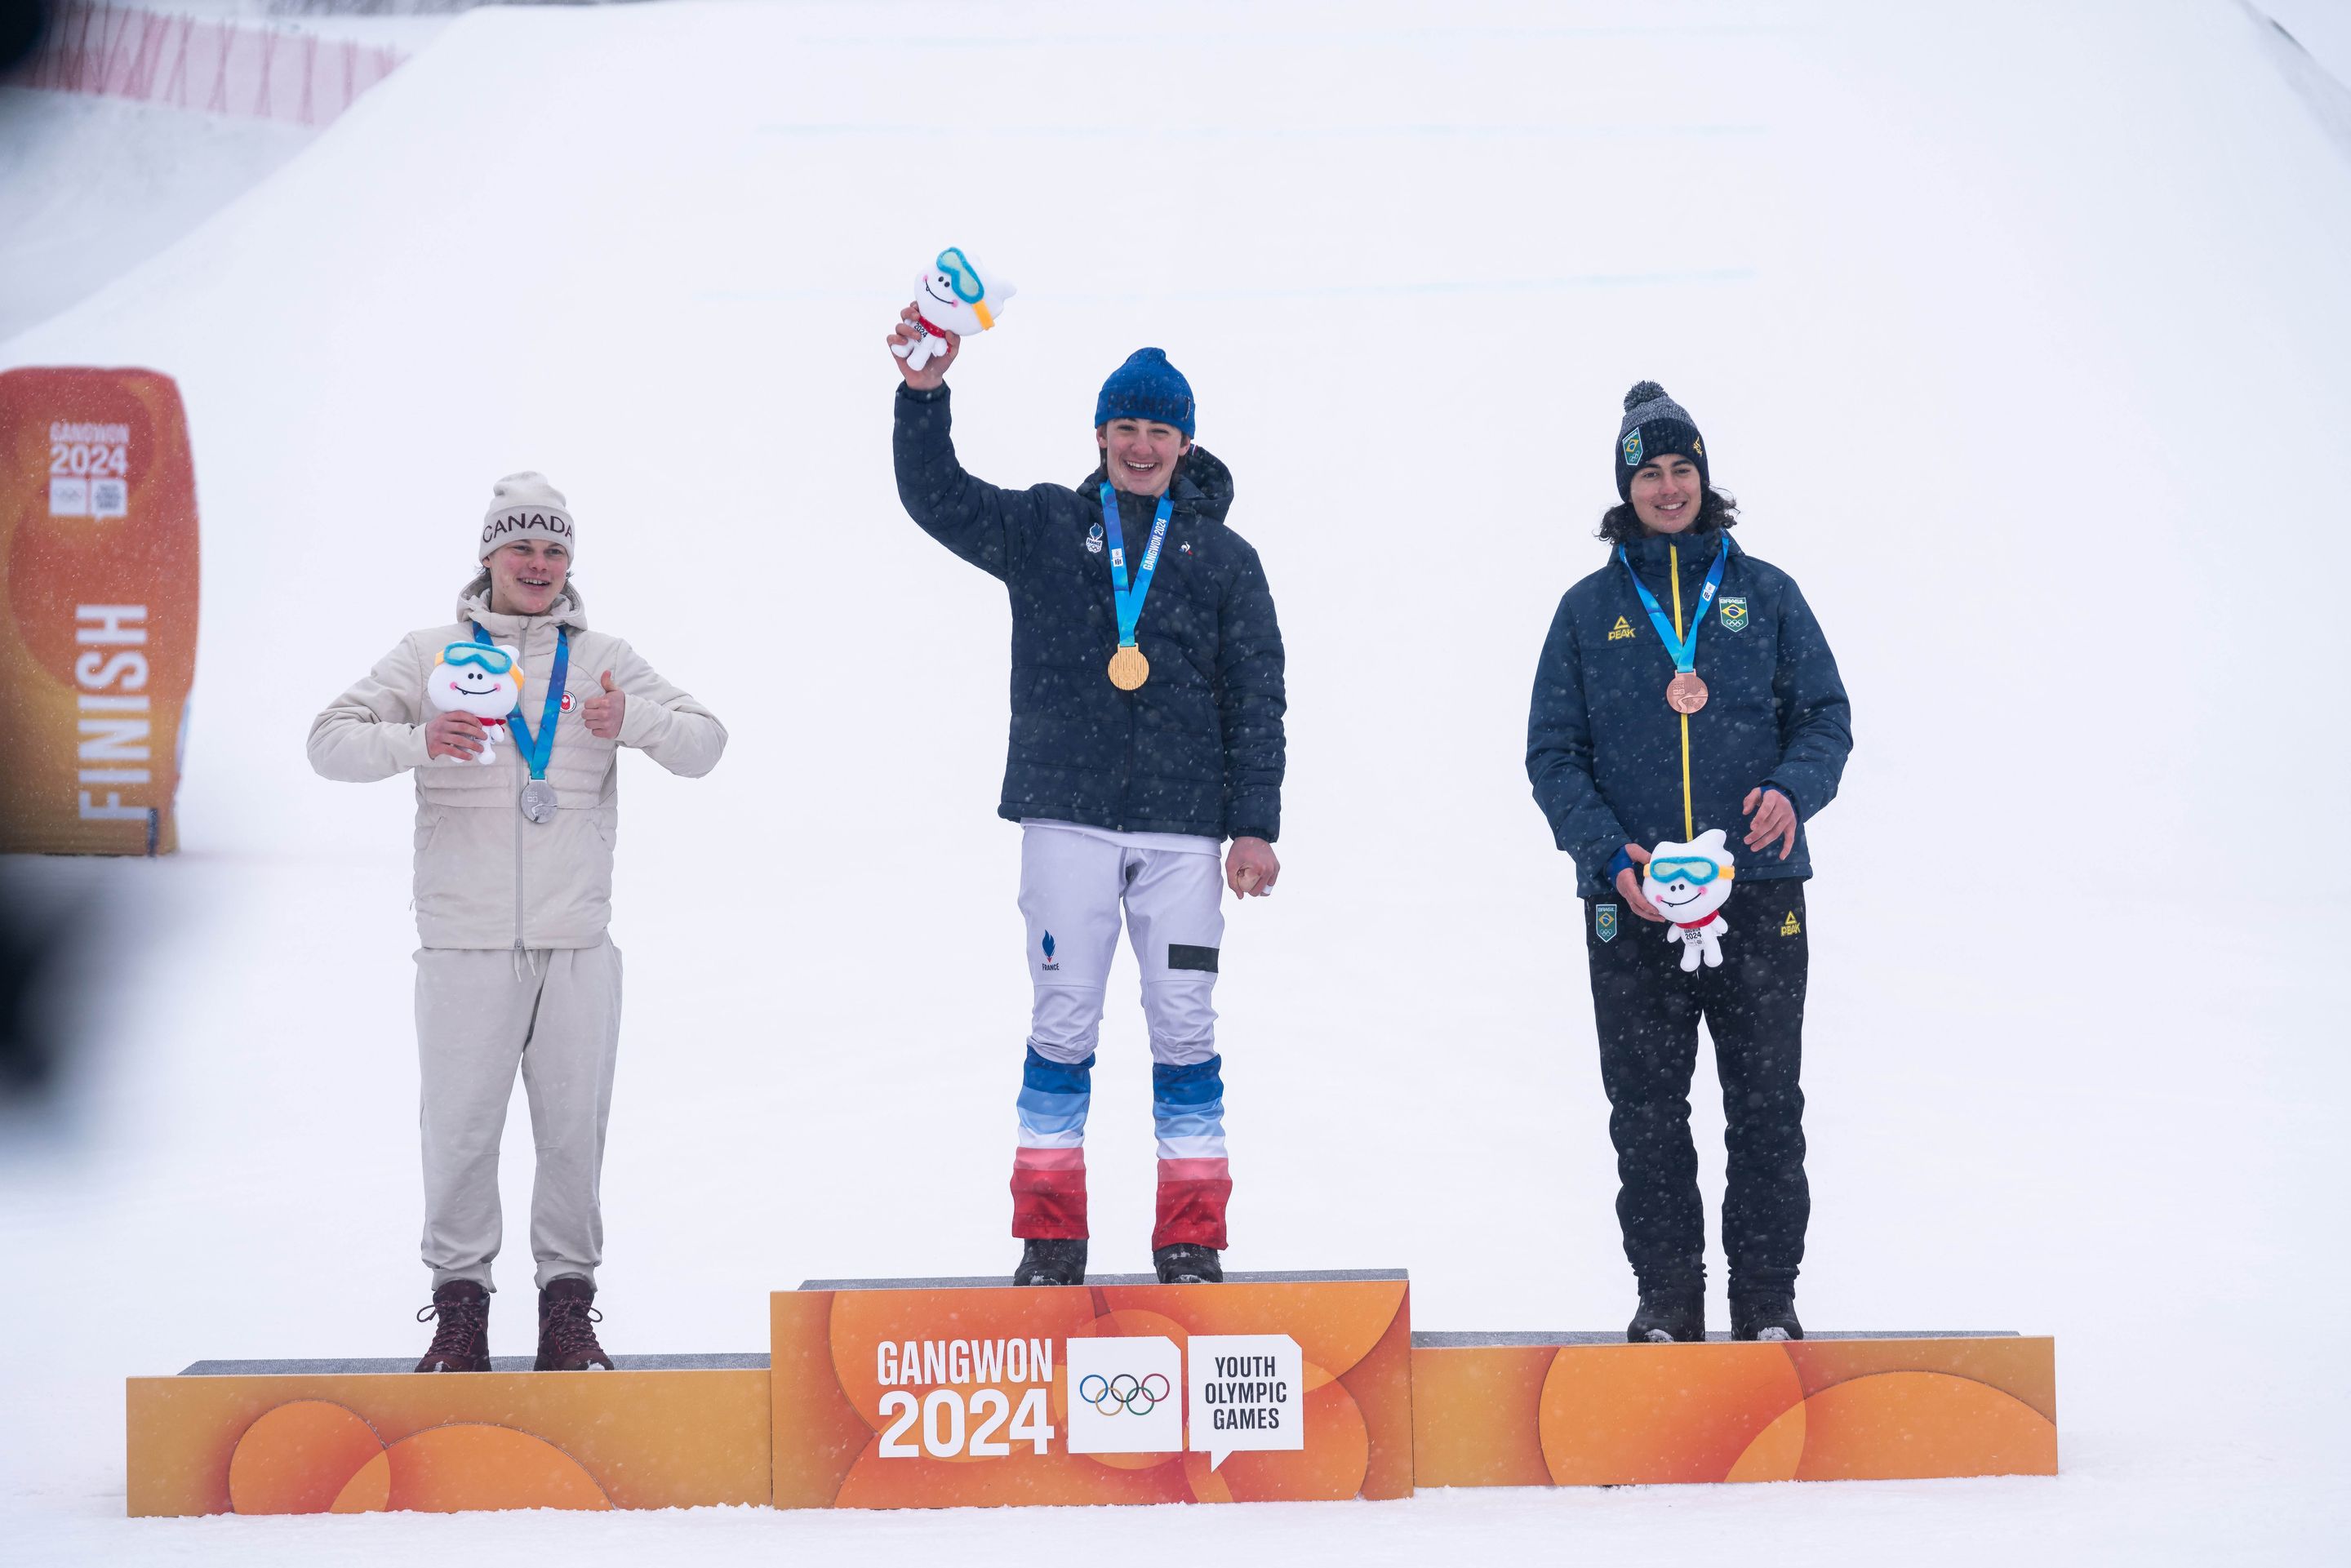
[442,642,515,676]
[1648,856,1730,885]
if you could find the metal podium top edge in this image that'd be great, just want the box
[1409,1330,2027,1347]
[795,1268,1411,1290]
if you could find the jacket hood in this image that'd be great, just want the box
[456,571,591,637]
[1076,444,1234,525]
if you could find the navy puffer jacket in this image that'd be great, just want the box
[894,384,1286,842]
[1527,526,1851,897]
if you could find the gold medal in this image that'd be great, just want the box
[1108,645,1150,691]
[1666,671,1709,714]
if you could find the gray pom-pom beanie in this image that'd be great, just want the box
[1615,382,1709,500]
[478,471,576,562]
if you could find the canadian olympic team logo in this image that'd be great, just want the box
[1079,1370,1170,1417]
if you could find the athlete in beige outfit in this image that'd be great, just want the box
[309,473,726,1370]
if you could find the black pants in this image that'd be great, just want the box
[1582,877,1810,1299]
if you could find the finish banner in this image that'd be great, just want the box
[0,367,200,855]
[771,1272,1414,1509]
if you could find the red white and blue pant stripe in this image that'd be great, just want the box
[1010,821,1231,1250]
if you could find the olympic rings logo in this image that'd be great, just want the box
[1078,1371,1171,1416]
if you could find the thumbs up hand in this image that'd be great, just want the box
[582,669,625,739]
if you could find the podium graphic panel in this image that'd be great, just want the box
[125,1358,771,1517]
[0,367,200,854]
[771,1272,1412,1509]
[1411,1332,2058,1488]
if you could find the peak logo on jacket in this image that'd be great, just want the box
[1608,615,1637,642]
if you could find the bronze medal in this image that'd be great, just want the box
[1666,671,1709,714]
[1108,645,1150,691]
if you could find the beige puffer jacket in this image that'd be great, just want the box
[308,576,727,948]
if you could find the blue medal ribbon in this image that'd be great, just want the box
[1617,538,1729,674]
[473,624,570,780]
[1098,484,1172,650]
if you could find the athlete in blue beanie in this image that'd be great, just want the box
[887,308,1287,1290]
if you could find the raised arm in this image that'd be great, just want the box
[1527,596,1633,885]
[895,383,1045,583]
[1216,544,1287,845]
[309,636,432,781]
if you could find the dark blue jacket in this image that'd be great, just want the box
[1527,527,1851,897]
[894,384,1287,842]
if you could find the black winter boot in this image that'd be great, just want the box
[415,1279,491,1372]
[534,1276,613,1370]
[1012,1238,1087,1286]
[1153,1244,1222,1284]
[1627,1282,1704,1344]
[1731,1290,1802,1341]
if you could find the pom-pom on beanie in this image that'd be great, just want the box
[478,471,576,562]
[1615,381,1709,500]
[1096,348,1197,438]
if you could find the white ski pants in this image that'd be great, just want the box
[414,938,622,1292]
[1017,823,1224,1071]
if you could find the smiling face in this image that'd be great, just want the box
[429,643,524,721]
[487,539,569,616]
[1098,419,1191,497]
[918,267,985,332]
[1642,828,1736,923]
[1630,453,1704,535]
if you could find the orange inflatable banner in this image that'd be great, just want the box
[0,367,200,855]
[771,1272,1415,1509]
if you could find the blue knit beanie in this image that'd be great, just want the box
[1095,348,1196,438]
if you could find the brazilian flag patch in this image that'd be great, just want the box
[1596,904,1619,944]
[1719,596,1749,633]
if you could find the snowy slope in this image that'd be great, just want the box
[3,1,2349,1561]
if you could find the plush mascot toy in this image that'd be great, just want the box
[892,246,1016,371]
[1642,828,1738,972]
[427,640,524,766]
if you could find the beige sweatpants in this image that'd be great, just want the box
[415,939,622,1292]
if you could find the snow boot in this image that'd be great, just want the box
[1013,1237,1088,1286]
[414,1279,491,1373]
[1731,1290,1802,1342]
[534,1276,613,1370]
[1153,1244,1222,1284]
[1627,1283,1704,1344]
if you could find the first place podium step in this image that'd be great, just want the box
[127,1271,2055,1516]
[772,1269,1415,1508]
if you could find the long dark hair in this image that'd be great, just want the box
[1596,486,1740,544]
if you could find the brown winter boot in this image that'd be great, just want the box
[414,1279,491,1372]
[534,1275,614,1370]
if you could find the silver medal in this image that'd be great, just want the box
[518,778,559,824]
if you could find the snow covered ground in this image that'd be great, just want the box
[3,1,2349,1561]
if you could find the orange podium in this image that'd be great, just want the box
[771,1271,1415,1509]
[0,367,201,855]
[127,1295,2058,1517]
[125,1355,771,1517]
[1411,1330,2057,1488]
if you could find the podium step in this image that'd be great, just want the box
[1411,1330,2057,1488]
[772,1269,1415,1509]
[127,1287,2060,1516]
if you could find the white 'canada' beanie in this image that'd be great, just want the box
[478,472,576,562]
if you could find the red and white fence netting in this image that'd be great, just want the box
[12,2,407,127]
